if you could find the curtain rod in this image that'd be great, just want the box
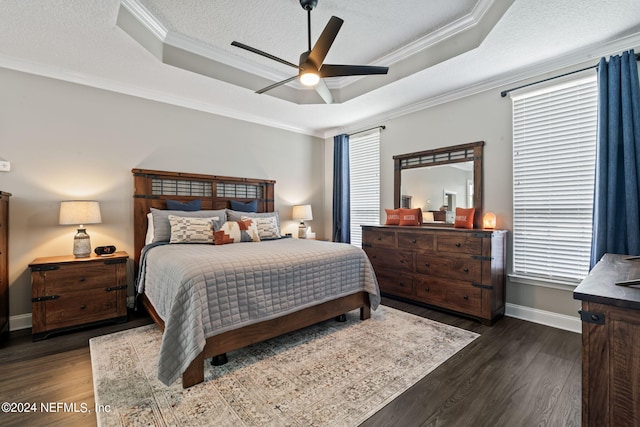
[500,52,640,98]
[348,125,386,136]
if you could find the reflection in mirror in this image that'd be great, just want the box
[394,141,484,228]
[402,163,473,223]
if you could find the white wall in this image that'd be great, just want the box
[0,68,325,320]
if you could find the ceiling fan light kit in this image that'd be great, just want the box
[231,0,389,103]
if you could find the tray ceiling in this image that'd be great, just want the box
[1,0,639,136]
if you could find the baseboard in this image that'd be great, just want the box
[505,303,581,333]
[10,296,137,332]
[9,313,32,331]
[12,302,581,333]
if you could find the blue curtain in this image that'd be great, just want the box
[591,49,640,267]
[332,134,350,243]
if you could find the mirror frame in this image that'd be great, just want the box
[393,141,484,228]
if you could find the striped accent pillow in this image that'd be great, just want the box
[242,215,281,240]
[168,215,218,244]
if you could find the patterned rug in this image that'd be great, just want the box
[90,306,478,426]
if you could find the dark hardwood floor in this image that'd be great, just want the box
[0,298,581,427]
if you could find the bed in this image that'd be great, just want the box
[132,168,380,388]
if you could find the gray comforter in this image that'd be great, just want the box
[137,238,380,385]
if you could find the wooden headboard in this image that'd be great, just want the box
[132,168,275,266]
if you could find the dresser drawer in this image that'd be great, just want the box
[38,263,119,294]
[398,232,434,251]
[375,269,414,297]
[415,254,482,281]
[362,228,396,248]
[415,276,482,316]
[364,247,413,272]
[436,234,482,255]
[42,289,120,329]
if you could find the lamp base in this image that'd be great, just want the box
[298,222,308,239]
[73,228,91,258]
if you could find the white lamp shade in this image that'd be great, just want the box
[292,204,313,221]
[59,201,102,226]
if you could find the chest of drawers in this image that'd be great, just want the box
[30,252,128,340]
[362,225,506,325]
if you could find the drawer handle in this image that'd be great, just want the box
[412,239,417,244]
[377,236,382,240]
[455,242,461,247]
[399,260,404,264]
[80,304,86,309]
[463,267,469,273]
[424,262,430,267]
[463,295,469,300]
[79,277,86,282]
[424,287,430,292]
[372,255,377,259]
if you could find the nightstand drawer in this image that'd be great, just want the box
[30,252,128,340]
[38,263,119,294]
[43,289,120,329]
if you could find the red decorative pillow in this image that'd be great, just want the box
[399,208,423,226]
[385,208,401,225]
[454,207,475,229]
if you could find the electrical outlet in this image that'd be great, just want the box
[0,161,10,172]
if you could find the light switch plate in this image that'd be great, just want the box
[0,160,10,172]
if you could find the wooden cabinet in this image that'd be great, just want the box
[573,253,640,427]
[362,225,506,325]
[30,252,129,340]
[0,191,10,343]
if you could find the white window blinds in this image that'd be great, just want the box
[350,129,381,247]
[512,75,597,284]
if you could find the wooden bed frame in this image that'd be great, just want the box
[132,168,371,388]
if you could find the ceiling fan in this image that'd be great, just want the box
[231,0,389,104]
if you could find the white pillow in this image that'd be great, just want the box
[145,212,154,245]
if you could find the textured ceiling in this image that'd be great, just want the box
[0,0,639,136]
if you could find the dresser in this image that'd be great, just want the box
[0,191,10,343]
[30,252,128,340]
[362,225,507,325]
[573,253,640,426]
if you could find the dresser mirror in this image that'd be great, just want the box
[393,141,484,228]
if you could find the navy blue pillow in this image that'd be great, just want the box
[166,199,201,211]
[229,199,258,213]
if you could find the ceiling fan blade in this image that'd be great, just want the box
[231,41,299,69]
[314,79,334,104]
[319,64,389,78]
[256,75,298,94]
[307,16,343,68]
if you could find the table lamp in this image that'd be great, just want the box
[59,200,102,257]
[292,204,313,239]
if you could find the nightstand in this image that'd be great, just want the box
[30,251,128,340]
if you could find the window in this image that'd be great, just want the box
[349,129,381,246]
[512,75,597,285]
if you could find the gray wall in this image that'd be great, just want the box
[0,68,325,320]
[323,75,586,323]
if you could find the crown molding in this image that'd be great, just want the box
[118,0,506,99]
[322,33,640,138]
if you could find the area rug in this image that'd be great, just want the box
[90,306,478,426]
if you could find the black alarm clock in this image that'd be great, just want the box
[95,245,116,256]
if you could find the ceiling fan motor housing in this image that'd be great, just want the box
[300,0,318,11]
